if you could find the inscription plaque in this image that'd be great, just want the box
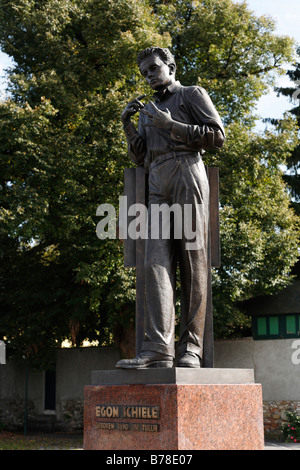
[96,422,160,432]
[95,404,160,432]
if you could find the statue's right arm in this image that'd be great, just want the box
[121,95,147,165]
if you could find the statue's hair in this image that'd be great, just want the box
[137,47,176,71]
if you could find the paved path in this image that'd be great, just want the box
[265,441,300,450]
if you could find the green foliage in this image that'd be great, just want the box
[210,118,300,337]
[150,0,295,125]
[0,0,299,364]
[0,0,170,366]
[275,46,300,213]
[275,46,300,276]
[281,411,300,443]
[151,0,299,337]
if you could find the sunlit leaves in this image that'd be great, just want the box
[150,0,295,124]
[0,0,299,357]
[0,0,170,364]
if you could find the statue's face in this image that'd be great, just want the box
[139,53,175,90]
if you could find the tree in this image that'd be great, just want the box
[0,0,299,366]
[275,46,300,277]
[0,0,170,365]
[150,0,300,336]
[211,117,299,336]
[150,0,295,124]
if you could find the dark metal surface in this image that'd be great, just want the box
[123,168,136,268]
[135,166,146,354]
[119,48,225,367]
[122,166,220,365]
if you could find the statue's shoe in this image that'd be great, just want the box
[115,351,173,369]
[177,352,201,368]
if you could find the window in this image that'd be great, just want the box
[44,369,56,411]
[253,314,300,340]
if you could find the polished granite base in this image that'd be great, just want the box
[84,368,264,450]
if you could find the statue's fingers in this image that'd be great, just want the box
[132,95,145,110]
[135,99,145,109]
[149,100,159,110]
[140,109,153,117]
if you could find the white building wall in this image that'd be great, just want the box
[1,340,300,433]
[214,337,300,401]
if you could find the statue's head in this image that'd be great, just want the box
[137,47,176,90]
[137,47,176,72]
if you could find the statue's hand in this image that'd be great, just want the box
[121,95,146,125]
[141,101,174,130]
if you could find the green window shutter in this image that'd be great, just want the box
[253,314,300,340]
[269,316,279,335]
[286,315,296,335]
[257,317,267,336]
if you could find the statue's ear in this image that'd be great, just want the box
[168,63,176,75]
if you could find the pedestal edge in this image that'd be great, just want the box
[91,367,255,385]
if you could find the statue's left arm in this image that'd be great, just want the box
[170,87,225,151]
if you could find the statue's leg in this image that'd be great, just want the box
[116,164,176,369]
[175,155,210,367]
[142,228,177,358]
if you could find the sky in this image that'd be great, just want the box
[241,0,300,125]
[0,0,300,123]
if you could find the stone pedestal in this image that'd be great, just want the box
[84,369,264,450]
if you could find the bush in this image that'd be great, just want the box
[281,411,300,443]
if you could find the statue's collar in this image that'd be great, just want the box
[153,81,181,101]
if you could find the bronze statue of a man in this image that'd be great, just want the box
[116,47,225,369]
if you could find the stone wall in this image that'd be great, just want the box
[0,399,38,431]
[58,399,84,431]
[1,340,300,438]
[214,337,300,440]
[263,401,300,440]
[0,346,119,432]
[3,397,298,438]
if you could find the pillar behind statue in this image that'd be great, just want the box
[119,165,221,367]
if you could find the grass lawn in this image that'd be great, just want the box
[0,431,83,450]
